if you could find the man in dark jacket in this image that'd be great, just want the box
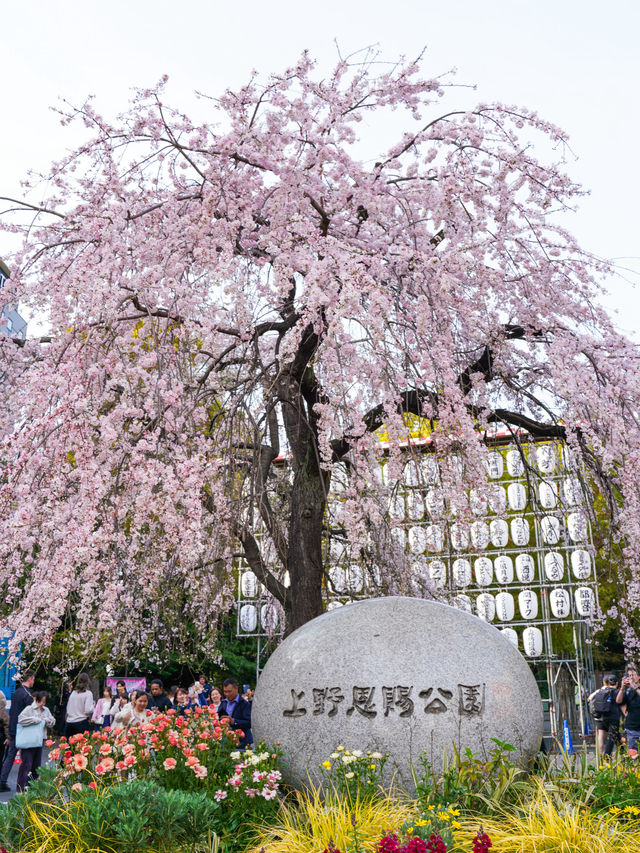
[0,671,35,792]
[147,679,172,713]
[218,677,253,747]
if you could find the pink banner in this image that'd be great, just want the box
[106,677,146,694]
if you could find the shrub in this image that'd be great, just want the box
[319,747,388,801]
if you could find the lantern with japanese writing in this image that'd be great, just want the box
[523,626,544,657]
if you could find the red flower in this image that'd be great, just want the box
[377,835,401,853]
[472,830,492,853]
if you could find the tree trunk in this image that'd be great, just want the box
[284,460,326,635]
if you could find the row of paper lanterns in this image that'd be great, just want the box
[389,480,583,523]
[398,445,575,487]
[500,626,545,657]
[454,585,595,621]
[238,602,280,634]
[391,513,588,554]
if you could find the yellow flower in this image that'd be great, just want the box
[448,808,460,816]
[414,820,427,827]
[452,821,462,829]
[406,828,414,835]
[337,745,344,751]
[436,812,450,821]
[370,764,376,770]
[427,805,435,811]
[609,806,622,814]
[321,761,331,770]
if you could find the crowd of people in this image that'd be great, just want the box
[0,672,254,793]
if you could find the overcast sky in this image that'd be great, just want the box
[2,0,638,335]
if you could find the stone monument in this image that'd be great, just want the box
[252,596,543,790]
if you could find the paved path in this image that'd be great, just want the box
[0,749,52,805]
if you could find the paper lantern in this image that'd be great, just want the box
[575,586,595,617]
[501,627,519,647]
[329,538,347,561]
[562,445,578,471]
[409,525,428,555]
[567,512,588,543]
[490,518,509,548]
[518,589,539,620]
[388,494,405,521]
[454,594,473,613]
[541,515,561,545]
[329,566,347,594]
[488,486,507,514]
[261,603,280,632]
[496,591,515,621]
[390,527,406,549]
[544,552,564,582]
[550,588,571,618]
[523,626,543,657]
[485,452,504,480]
[452,558,472,587]
[450,522,470,551]
[407,490,426,522]
[239,604,258,633]
[510,517,530,546]
[421,455,440,485]
[494,555,514,584]
[506,449,525,477]
[428,560,447,588]
[470,488,488,517]
[426,488,445,518]
[346,564,364,594]
[241,571,259,599]
[476,592,496,621]
[425,525,445,552]
[563,476,582,506]
[404,460,421,486]
[571,549,592,580]
[536,444,556,474]
[538,481,558,509]
[471,520,490,550]
[515,553,536,583]
[283,571,291,588]
[507,483,527,511]
[474,556,494,587]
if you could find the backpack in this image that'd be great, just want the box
[589,687,613,720]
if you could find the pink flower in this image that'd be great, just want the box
[163,757,177,770]
[193,764,208,778]
[95,764,106,775]
[72,754,88,772]
[101,757,114,771]
[124,754,136,767]
[214,789,228,801]
[71,783,83,792]
[245,787,259,798]
[185,755,199,767]
[227,774,243,787]
[261,787,277,800]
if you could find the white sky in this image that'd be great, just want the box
[1,0,638,335]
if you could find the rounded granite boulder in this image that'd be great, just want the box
[252,596,543,790]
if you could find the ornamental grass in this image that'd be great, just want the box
[459,779,640,853]
[251,786,415,853]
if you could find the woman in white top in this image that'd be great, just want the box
[16,691,56,791]
[112,691,149,731]
[65,673,95,737]
[91,686,116,730]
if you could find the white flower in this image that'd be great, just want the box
[345,771,355,779]
[370,752,382,759]
[352,750,363,758]
[330,752,339,759]
[229,751,242,761]
[214,790,227,801]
